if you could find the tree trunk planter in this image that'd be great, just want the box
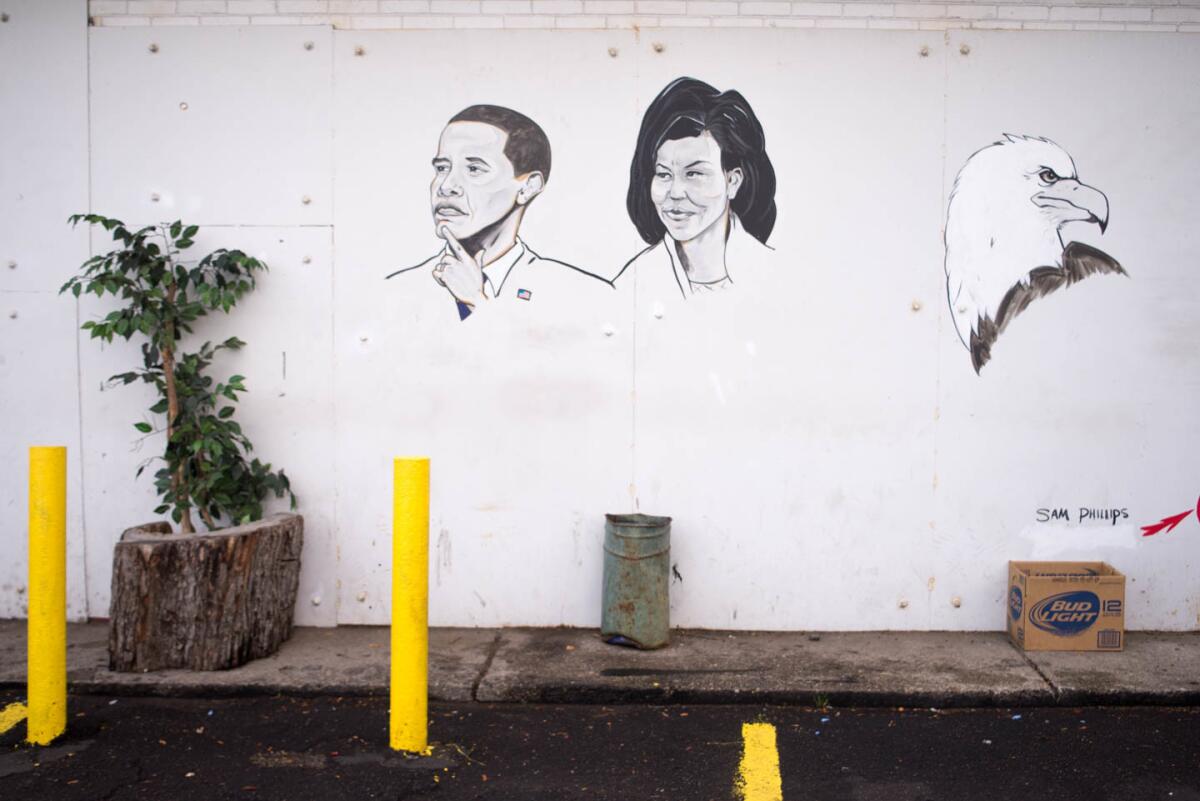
[108,513,303,672]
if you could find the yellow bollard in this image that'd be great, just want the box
[27,446,67,746]
[390,457,430,753]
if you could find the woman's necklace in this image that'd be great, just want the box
[687,273,733,292]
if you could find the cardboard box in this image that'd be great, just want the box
[1007,561,1125,652]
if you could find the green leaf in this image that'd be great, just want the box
[65,213,297,528]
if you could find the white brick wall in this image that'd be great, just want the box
[89,0,1200,30]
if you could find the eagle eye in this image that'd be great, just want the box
[1038,168,1061,184]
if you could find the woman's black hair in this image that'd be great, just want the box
[626,77,776,246]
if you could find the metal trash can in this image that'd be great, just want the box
[601,513,672,649]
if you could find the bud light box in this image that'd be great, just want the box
[1007,561,1126,652]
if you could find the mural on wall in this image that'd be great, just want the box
[1141,494,1200,538]
[613,77,777,299]
[386,104,611,319]
[944,134,1125,373]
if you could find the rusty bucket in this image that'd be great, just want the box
[601,513,672,650]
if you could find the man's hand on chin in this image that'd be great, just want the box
[432,225,487,311]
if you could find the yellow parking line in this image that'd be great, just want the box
[736,721,783,801]
[0,702,28,735]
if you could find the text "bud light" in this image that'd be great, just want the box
[1030,591,1100,636]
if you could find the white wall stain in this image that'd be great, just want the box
[435,528,452,588]
[571,512,583,567]
[708,372,727,406]
[1020,525,1140,560]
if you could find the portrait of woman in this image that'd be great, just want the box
[614,77,777,299]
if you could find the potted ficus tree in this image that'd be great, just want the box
[62,214,302,671]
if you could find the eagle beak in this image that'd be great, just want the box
[1033,179,1110,233]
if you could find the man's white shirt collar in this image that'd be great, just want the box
[438,237,528,299]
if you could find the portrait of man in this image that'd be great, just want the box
[386,104,611,320]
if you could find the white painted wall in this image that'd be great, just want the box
[84,22,339,624]
[0,1,90,621]
[2,3,1197,630]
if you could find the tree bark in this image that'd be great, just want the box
[108,513,303,671]
[159,334,195,534]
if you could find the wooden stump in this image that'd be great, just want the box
[108,513,303,672]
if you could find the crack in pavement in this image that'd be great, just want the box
[1008,640,1061,701]
[470,633,502,702]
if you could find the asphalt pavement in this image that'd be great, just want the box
[2,692,1198,801]
[3,622,1199,799]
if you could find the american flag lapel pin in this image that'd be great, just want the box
[517,288,532,301]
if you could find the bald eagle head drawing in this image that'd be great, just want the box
[944,134,1126,373]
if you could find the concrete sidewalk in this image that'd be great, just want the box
[1,621,1196,707]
